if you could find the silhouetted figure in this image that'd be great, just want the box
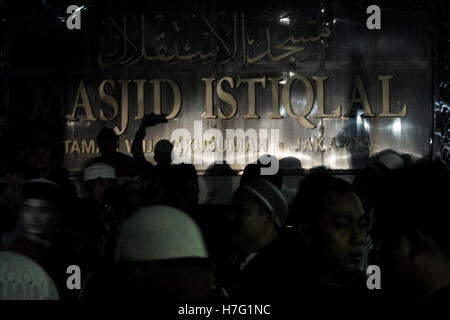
[91,127,136,177]
[373,161,450,310]
[279,156,303,175]
[133,116,200,215]
[77,163,133,270]
[154,139,173,168]
[241,155,282,189]
[353,149,409,214]
[130,113,168,175]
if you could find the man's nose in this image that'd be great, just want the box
[350,224,366,245]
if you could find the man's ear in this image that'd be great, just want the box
[264,211,278,226]
[407,229,424,260]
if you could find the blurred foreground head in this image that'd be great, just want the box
[0,251,59,300]
[18,179,63,242]
[115,205,214,302]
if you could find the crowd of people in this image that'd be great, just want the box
[0,115,448,314]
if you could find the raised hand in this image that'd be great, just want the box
[140,113,168,129]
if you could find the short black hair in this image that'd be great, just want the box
[288,171,355,226]
[373,160,450,257]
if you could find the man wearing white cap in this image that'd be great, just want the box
[83,163,117,206]
[80,205,215,302]
[82,163,128,266]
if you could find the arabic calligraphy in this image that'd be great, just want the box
[98,11,331,67]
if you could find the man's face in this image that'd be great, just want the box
[227,189,268,255]
[315,191,367,275]
[20,198,59,237]
[85,178,116,205]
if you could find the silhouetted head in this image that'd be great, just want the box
[373,161,450,298]
[279,156,303,175]
[154,139,174,167]
[97,127,118,155]
[241,155,282,189]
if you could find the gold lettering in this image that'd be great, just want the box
[114,80,131,136]
[201,78,217,119]
[150,79,182,120]
[70,140,80,154]
[134,79,147,120]
[314,136,326,151]
[237,77,266,119]
[67,81,97,121]
[377,75,407,118]
[217,77,237,119]
[99,80,119,121]
[313,76,341,118]
[125,139,133,153]
[328,137,338,151]
[282,75,315,128]
[63,140,71,154]
[147,139,153,153]
[302,138,313,152]
[268,77,283,119]
[295,137,301,152]
[81,140,96,154]
[346,75,375,118]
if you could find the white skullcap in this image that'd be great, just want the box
[84,163,116,182]
[27,178,59,186]
[240,178,289,227]
[0,252,59,300]
[115,205,208,262]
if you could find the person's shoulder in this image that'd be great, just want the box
[80,263,138,301]
[423,284,450,308]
